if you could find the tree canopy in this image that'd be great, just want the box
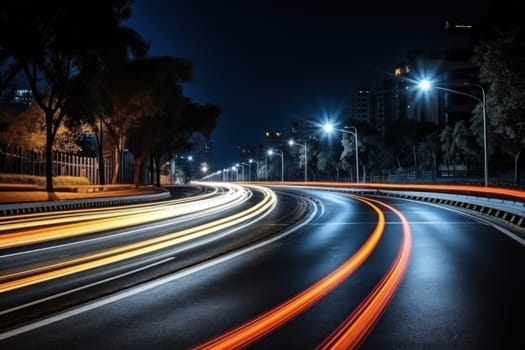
[0,0,148,191]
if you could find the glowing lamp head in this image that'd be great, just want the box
[288,140,295,146]
[267,150,274,156]
[323,123,334,133]
[419,80,431,91]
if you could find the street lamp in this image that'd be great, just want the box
[231,165,238,181]
[288,139,307,182]
[237,162,249,181]
[249,158,258,181]
[265,153,268,181]
[323,123,359,183]
[267,149,284,183]
[418,80,488,187]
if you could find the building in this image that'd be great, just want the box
[264,130,284,151]
[0,84,31,107]
[374,79,396,135]
[190,134,213,174]
[238,144,256,161]
[351,89,374,125]
[291,119,317,142]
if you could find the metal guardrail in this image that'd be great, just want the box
[376,190,525,232]
[294,184,525,234]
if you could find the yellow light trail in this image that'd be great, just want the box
[191,196,386,350]
[316,196,412,350]
[0,185,276,293]
[0,186,222,230]
[0,184,249,248]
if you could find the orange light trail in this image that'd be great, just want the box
[191,196,386,350]
[316,197,412,350]
[258,181,525,201]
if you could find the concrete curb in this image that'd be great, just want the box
[0,191,171,216]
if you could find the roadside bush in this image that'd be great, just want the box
[0,173,90,186]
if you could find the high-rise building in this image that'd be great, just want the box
[238,144,256,161]
[374,79,396,135]
[351,89,374,125]
[291,119,317,141]
[264,130,284,150]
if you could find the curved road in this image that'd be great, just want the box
[1,186,523,349]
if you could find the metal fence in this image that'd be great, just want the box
[0,146,113,184]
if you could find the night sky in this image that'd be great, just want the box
[126,0,490,168]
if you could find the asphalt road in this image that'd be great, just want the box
[1,186,523,349]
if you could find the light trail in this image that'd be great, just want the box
[0,184,248,248]
[0,185,221,229]
[316,196,412,350]
[259,181,525,201]
[0,185,276,293]
[191,196,386,350]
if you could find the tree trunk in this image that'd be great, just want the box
[155,156,161,186]
[97,123,105,185]
[133,158,143,187]
[45,113,54,192]
[432,151,437,180]
[515,151,521,185]
[149,155,154,185]
[111,145,121,184]
[413,144,417,178]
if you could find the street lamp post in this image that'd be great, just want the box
[268,149,284,183]
[288,139,308,182]
[323,123,359,183]
[238,162,249,181]
[231,166,238,181]
[419,80,488,187]
[249,159,258,181]
[265,154,268,181]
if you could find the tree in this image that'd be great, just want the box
[0,103,82,153]
[148,101,220,186]
[473,28,525,183]
[98,56,192,185]
[0,0,148,191]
